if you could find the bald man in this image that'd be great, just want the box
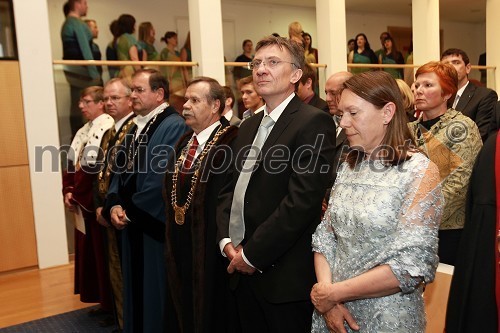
[324,71,352,182]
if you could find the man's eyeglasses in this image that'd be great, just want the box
[79,99,96,106]
[103,95,127,103]
[131,87,148,94]
[249,59,297,71]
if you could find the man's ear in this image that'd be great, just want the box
[212,99,221,114]
[465,62,472,76]
[290,68,303,85]
[306,77,313,89]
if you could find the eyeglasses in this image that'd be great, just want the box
[79,99,95,106]
[249,58,297,71]
[103,95,127,103]
[131,87,148,94]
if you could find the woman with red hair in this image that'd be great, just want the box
[408,61,482,265]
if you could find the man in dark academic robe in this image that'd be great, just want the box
[95,78,135,330]
[62,86,114,314]
[164,77,238,333]
[446,130,500,332]
[104,69,188,332]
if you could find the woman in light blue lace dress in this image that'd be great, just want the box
[310,71,444,333]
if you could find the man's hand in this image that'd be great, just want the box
[323,304,359,333]
[96,207,110,227]
[227,249,256,275]
[311,281,338,314]
[110,206,128,230]
[64,192,77,212]
[223,243,241,261]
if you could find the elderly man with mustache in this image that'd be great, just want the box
[164,76,239,332]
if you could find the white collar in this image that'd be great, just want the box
[456,81,469,98]
[264,92,294,123]
[191,120,221,157]
[114,112,134,131]
[224,109,233,121]
[133,102,168,136]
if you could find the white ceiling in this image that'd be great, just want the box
[247,0,486,24]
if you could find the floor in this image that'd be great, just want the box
[0,263,95,328]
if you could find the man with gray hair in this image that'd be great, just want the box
[325,71,352,182]
[217,36,335,332]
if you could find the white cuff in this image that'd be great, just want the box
[110,205,130,222]
[241,249,262,273]
[219,238,231,257]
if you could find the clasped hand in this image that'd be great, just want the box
[311,282,338,313]
[225,243,256,275]
[110,206,128,230]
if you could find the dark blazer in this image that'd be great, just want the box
[446,132,498,333]
[217,95,335,303]
[488,100,500,137]
[455,81,497,142]
[308,93,329,113]
[332,128,348,181]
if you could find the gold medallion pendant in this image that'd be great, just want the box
[174,205,185,225]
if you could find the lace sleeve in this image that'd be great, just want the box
[312,183,337,265]
[384,156,443,293]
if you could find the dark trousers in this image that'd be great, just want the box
[234,275,313,333]
[438,229,463,265]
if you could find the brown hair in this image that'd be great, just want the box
[237,75,254,89]
[81,86,104,102]
[343,71,416,168]
[138,22,154,44]
[132,69,170,101]
[299,63,317,87]
[222,86,235,108]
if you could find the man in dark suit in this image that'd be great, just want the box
[217,36,335,333]
[297,63,328,112]
[489,100,500,136]
[325,71,352,181]
[441,48,497,142]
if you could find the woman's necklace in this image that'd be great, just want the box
[127,110,163,170]
[171,125,229,225]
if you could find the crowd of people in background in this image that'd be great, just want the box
[60,1,500,332]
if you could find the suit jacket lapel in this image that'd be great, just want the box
[260,96,299,151]
[336,129,347,148]
[456,83,475,111]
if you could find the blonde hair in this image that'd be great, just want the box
[396,79,414,113]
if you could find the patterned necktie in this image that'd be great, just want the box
[229,115,275,246]
[180,136,199,185]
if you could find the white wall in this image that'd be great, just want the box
[47,0,485,70]
[14,0,69,269]
[346,11,412,52]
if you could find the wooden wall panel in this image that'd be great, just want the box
[0,166,38,272]
[0,61,28,167]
